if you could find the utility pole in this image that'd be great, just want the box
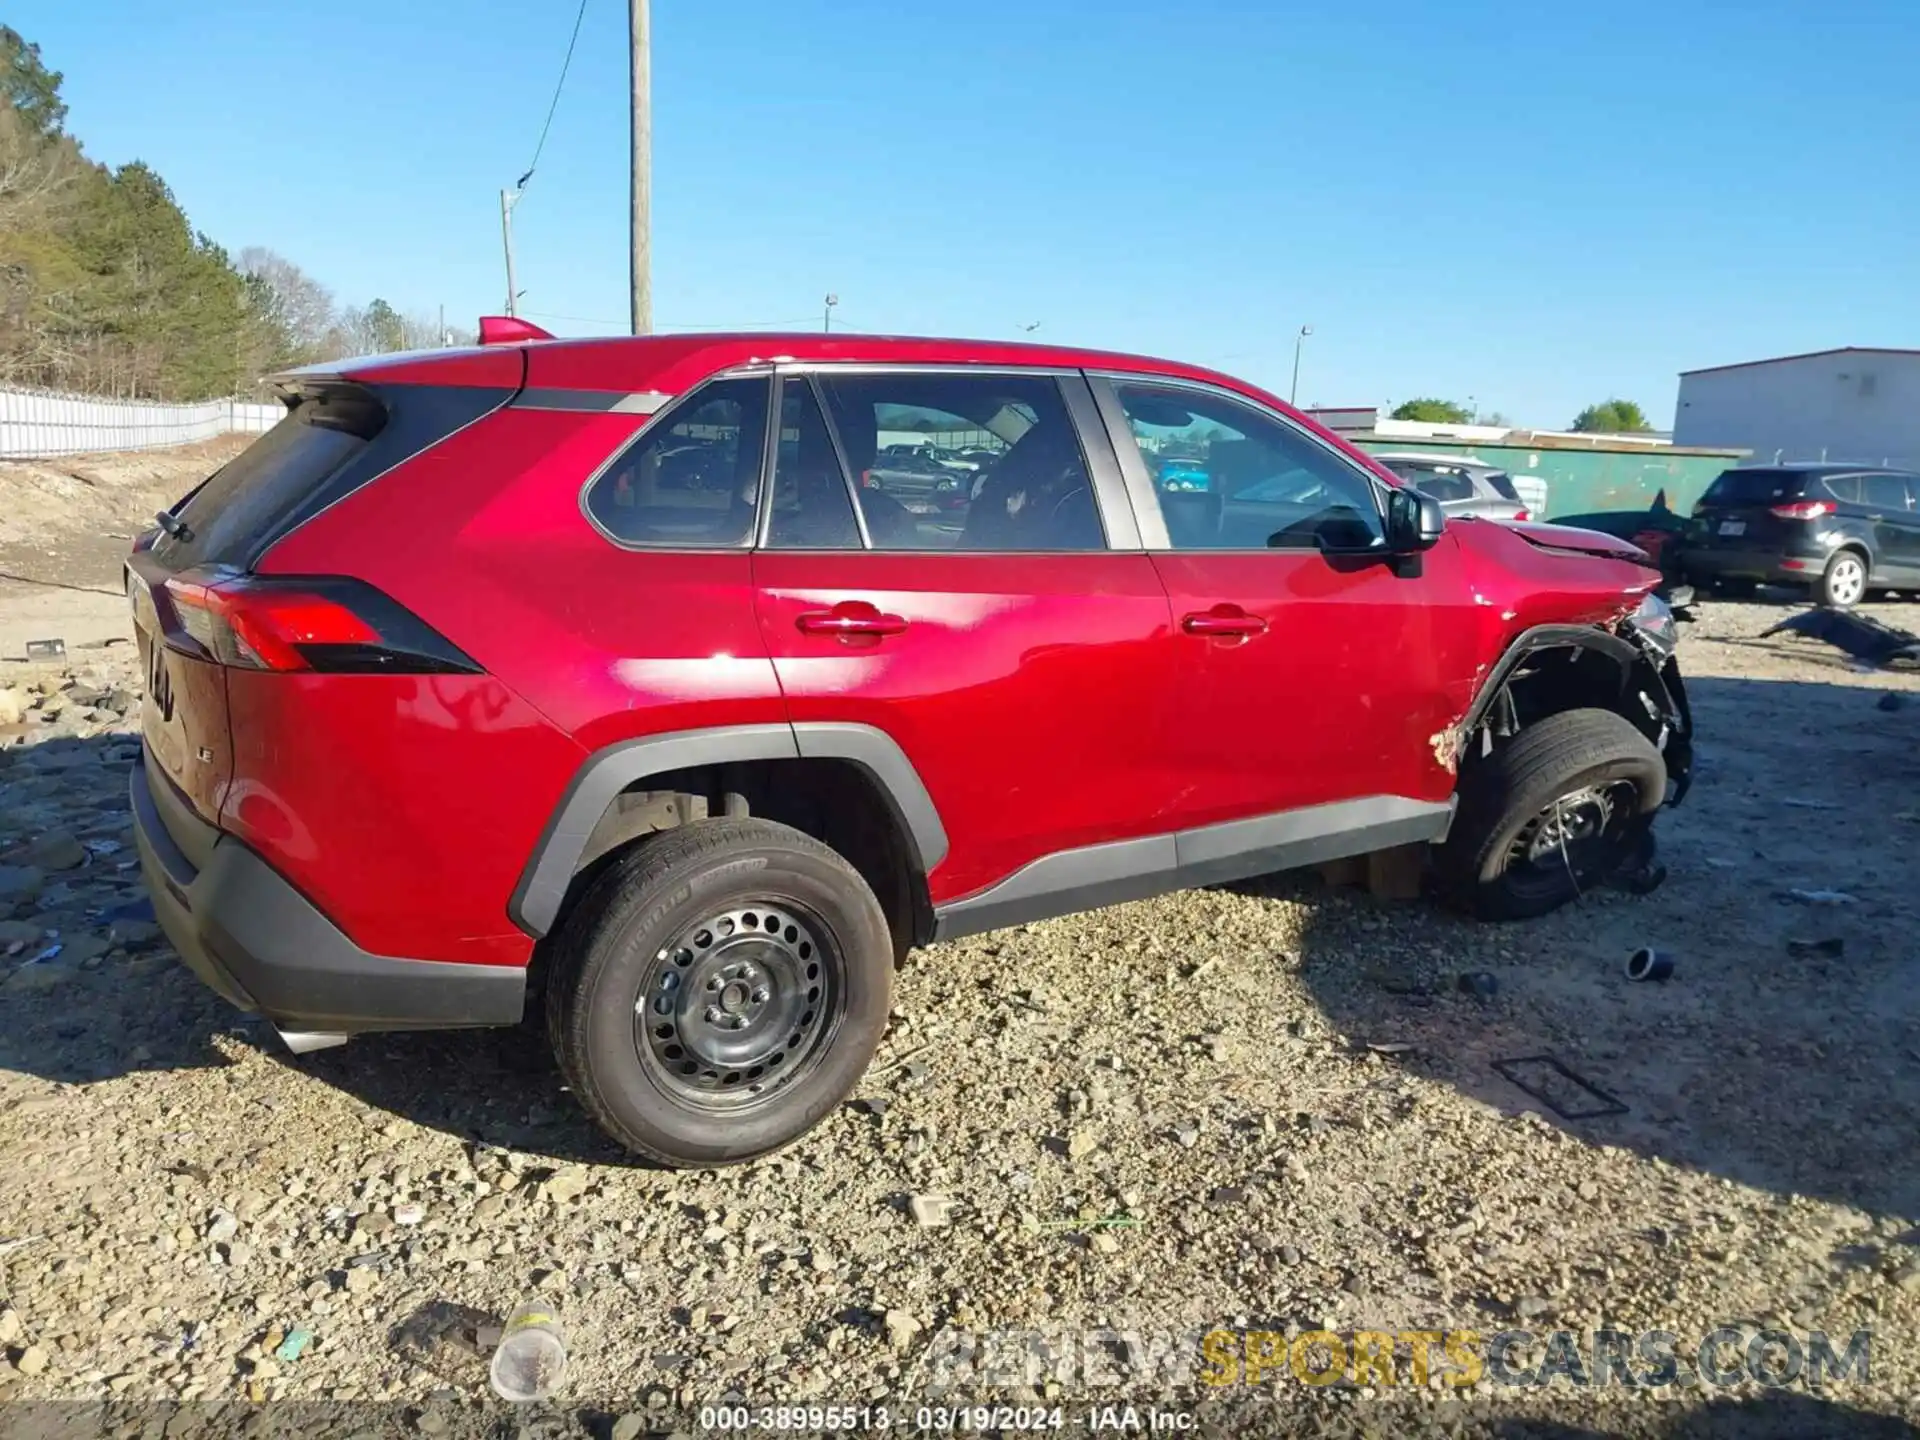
[824,294,838,333]
[500,189,522,318]
[630,0,652,334]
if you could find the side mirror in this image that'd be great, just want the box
[1386,487,1446,552]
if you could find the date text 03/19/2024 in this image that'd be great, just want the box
[694,1405,1196,1431]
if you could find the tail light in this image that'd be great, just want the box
[1769,499,1834,520]
[1513,509,1531,522]
[159,574,480,675]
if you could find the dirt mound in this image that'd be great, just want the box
[0,436,252,590]
[0,437,250,550]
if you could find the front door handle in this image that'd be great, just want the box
[1182,606,1267,638]
[796,602,909,639]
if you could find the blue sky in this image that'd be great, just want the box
[16,0,1920,427]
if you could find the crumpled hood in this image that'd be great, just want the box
[1497,519,1652,565]
[1445,514,1660,635]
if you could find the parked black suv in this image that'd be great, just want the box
[1680,464,1920,607]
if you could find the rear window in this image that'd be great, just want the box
[151,382,509,570]
[1699,469,1809,507]
[154,390,380,569]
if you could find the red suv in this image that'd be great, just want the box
[128,325,1692,1167]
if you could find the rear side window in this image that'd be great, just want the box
[1410,471,1473,503]
[1483,470,1521,501]
[1862,474,1913,510]
[1823,475,1862,503]
[1700,469,1807,506]
[583,377,771,547]
[151,383,508,571]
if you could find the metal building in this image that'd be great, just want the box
[1673,347,1920,469]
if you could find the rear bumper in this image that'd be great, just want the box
[1679,543,1826,585]
[131,758,526,1035]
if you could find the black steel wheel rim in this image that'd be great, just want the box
[1503,780,1639,899]
[633,901,844,1110]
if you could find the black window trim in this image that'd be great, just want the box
[1086,371,1391,554]
[755,361,1136,554]
[757,372,875,551]
[576,366,774,553]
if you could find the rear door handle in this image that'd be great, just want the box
[796,603,909,638]
[1182,606,1267,638]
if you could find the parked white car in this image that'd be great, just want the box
[1372,451,1546,521]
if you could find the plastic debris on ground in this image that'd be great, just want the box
[1782,888,1858,906]
[273,1328,314,1364]
[1762,608,1920,670]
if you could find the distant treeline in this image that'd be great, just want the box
[0,27,467,402]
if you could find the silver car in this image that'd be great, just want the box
[1372,452,1535,521]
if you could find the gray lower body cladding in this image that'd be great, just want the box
[932,793,1455,940]
[131,756,526,1036]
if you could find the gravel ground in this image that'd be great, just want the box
[0,463,1917,1437]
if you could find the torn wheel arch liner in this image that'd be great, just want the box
[1457,624,1693,805]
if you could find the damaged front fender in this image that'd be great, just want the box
[1429,722,1466,775]
[1458,622,1693,806]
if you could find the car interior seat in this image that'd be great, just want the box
[960,420,1103,551]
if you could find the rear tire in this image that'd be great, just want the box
[1817,550,1869,608]
[546,818,894,1168]
[1438,708,1667,921]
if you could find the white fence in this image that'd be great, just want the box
[0,384,282,460]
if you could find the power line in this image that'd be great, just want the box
[518,0,591,189]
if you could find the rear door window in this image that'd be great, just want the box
[811,372,1106,552]
[1411,471,1473,502]
[766,379,865,549]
